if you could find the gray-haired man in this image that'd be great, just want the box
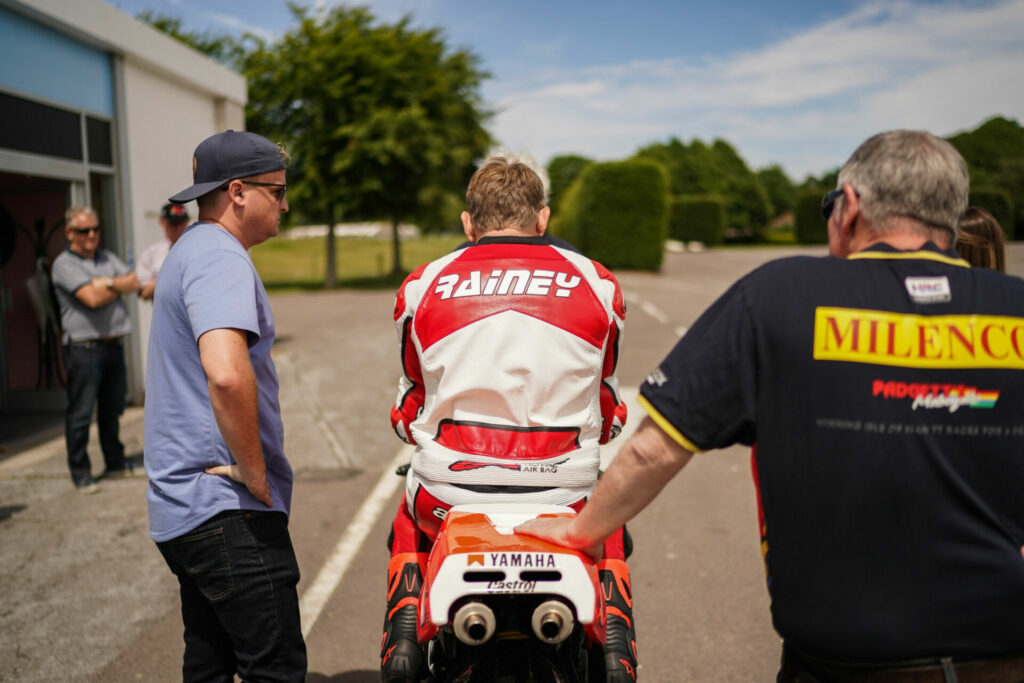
[520,130,1024,680]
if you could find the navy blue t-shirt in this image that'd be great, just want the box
[640,242,1024,663]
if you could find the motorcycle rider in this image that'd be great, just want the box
[382,155,637,682]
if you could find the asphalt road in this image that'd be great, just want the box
[4,243,1021,682]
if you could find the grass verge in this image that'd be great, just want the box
[251,234,464,292]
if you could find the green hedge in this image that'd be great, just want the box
[548,155,592,216]
[550,178,583,247]
[671,195,726,245]
[968,186,1014,239]
[794,191,829,244]
[553,159,668,270]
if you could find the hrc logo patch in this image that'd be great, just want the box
[905,276,951,304]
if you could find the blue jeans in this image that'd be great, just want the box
[63,340,126,483]
[157,510,307,683]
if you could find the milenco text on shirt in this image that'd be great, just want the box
[813,307,1024,369]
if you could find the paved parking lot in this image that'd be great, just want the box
[3,243,1022,681]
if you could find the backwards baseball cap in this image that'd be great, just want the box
[168,130,285,204]
[160,203,190,221]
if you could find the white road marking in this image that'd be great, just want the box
[640,300,669,324]
[624,290,670,325]
[299,444,413,637]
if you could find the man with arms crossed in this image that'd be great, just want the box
[145,130,306,681]
[522,131,1024,681]
[52,206,140,492]
[383,156,636,682]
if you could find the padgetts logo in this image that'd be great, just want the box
[872,379,999,412]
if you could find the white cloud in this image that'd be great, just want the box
[488,0,1024,179]
[200,9,275,41]
[166,0,276,41]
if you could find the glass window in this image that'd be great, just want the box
[86,117,112,166]
[0,92,81,160]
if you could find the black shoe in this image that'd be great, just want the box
[101,459,143,480]
[381,636,424,683]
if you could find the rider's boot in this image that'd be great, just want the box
[380,552,428,683]
[599,559,639,682]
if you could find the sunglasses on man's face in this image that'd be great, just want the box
[821,189,844,220]
[70,226,101,235]
[241,180,287,202]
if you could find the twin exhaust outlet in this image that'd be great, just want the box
[452,600,574,645]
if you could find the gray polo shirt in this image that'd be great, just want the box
[51,247,132,343]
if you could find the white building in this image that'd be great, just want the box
[0,0,246,417]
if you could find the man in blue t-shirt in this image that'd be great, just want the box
[519,131,1024,681]
[145,130,306,681]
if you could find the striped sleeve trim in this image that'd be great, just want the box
[638,394,703,453]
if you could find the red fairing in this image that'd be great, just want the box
[414,244,607,351]
[417,508,606,645]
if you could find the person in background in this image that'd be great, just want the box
[957,206,1006,271]
[137,203,190,300]
[51,206,141,493]
[145,130,306,681]
[520,130,1024,682]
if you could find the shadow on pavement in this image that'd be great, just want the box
[0,504,27,522]
[307,670,379,682]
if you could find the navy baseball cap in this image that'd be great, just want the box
[169,130,285,204]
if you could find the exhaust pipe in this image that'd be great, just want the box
[531,600,574,643]
[452,602,496,645]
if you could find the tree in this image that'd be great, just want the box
[948,116,1024,237]
[757,165,796,218]
[634,137,771,240]
[243,6,492,285]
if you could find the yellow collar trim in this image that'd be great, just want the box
[848,249,971,268]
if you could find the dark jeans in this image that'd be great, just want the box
[63,341,126,483]
[157,510,307,683]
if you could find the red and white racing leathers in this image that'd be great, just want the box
[390,236,627,540]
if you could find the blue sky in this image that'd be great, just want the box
[103,0,1024,180]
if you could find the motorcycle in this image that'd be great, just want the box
[416,503,609,682]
